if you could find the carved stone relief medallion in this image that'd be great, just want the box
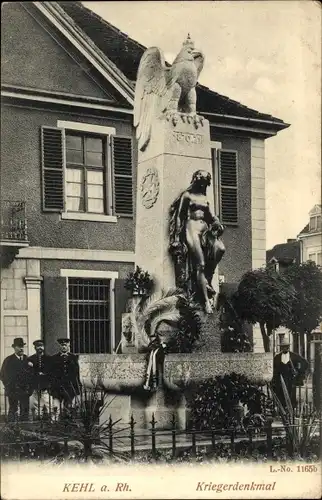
[140,167,160,208]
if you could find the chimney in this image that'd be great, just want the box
[287,238,296,243]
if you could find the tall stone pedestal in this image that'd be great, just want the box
[195,310,222,352]
[135,115,216,293]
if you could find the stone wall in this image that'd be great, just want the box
[1,259,29,358]
[1,257,42,411]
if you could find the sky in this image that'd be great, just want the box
[83,0,321,249]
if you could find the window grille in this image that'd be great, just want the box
[68,278,111,354]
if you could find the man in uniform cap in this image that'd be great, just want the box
[27,340,52,419]
[272,338,309,408]
[50,338,81,414]
[0,338,32,421]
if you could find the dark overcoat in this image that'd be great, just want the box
[50,352,81,400]
[27,353,52,392]
[272,351,309,407]
[0,354,33,397]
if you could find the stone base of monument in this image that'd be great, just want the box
[102,394,131,428]
[80,352,273,430]
[141,387,186,430]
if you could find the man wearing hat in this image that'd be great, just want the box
[272,338,309,408]
[0,338,32,421]
[27,340,52,419]
[50,338,81,414]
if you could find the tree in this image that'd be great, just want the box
[283,261,322,357]
[232,268,296,352]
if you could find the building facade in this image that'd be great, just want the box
[298,204,322,267]
[266,205,322,369]
[298,204,322,369]
[1,0,288,387]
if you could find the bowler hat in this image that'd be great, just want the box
[12,337,26,347]
[280,338,290,347]
[57,338,70,344]
[33,340,44,347]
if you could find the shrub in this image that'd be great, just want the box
[124,266,154,296]
[186,373,274,431]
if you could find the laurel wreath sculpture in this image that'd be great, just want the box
[130,288,202,354]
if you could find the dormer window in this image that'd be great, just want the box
[310,215,321,231]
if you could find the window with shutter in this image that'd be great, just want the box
[41,126,65,211]
[65,133,106,214]
[111,136,133,217]
[218,149,238,225]
[41,124,133,218]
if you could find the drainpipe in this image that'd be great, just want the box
[299,237,304,263]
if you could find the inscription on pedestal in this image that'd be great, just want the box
[173,131,203,144]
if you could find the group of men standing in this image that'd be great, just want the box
[0,334,314,422]
[0,337,81,422]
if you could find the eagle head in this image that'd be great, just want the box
[175,34,204,70]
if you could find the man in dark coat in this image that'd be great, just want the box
[27,340,52,419]
[0,337,32,422]
[272,338,309,409]
[50,338,81,414]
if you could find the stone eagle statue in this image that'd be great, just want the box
[134,34,205,151]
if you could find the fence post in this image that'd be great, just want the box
[286,426,294,458]
[211,428,216,451]
[230,429,235,456]
[129,415,135,459]
[63,419,68,459]
[108,416,113,458]
[171,413,176,459]
[248,428,253,455]
[150,413,157,460]
[39,416,45,462]
[12,420,20,461]
[265,418,273,460]
[191,422,196,459]
[298,386,302,418]
[4,395,8,422]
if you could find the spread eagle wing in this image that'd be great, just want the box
[134,47,176,152]
[194,51,205,79]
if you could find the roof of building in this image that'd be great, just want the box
[266,240,301,264]
[309,204,322,216]
[298,205,321,236]
[57,1,289,128]
[298,223,310,236]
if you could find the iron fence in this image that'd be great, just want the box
[0,411,320,463]
[0,384,320,463]
[0,200,28,241]
[0,383,315,424]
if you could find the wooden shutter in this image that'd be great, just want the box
[114,278,132,351]
[211,147,220,215]
[43,277,68,355]
[41,126,65,212]
[218,149,238,225]
[111,136,133,216]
